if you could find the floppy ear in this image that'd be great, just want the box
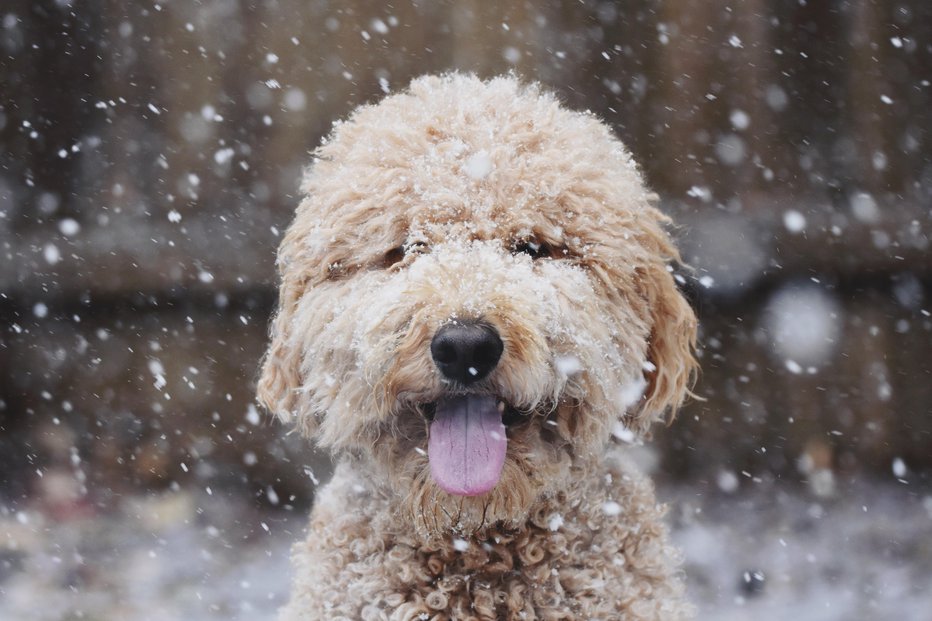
[257,267,308,433]
[629,250,699,434]
[256,218,320,437]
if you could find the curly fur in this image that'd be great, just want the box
[258,74,698,620]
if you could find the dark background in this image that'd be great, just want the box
[0,2,930,617]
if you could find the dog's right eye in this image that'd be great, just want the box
[381,241,429,269]
[382,246,405,268]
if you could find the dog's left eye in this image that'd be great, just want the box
[406,241,429,255]
[513,239,552,260]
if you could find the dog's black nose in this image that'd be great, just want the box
[430,322,503,384]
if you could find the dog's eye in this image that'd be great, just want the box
[382,246,405,268]
[381,241,429,269]
[513,239,552,260]
[406,241,429,255]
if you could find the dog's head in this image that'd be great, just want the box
[258,74,696,538]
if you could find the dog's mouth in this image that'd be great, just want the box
[420,394,522,497]
[418,398,524,426]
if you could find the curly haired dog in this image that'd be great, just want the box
[258,74,698,621]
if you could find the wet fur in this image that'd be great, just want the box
[258,74,697,620]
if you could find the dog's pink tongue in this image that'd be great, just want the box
[428,395,507,497]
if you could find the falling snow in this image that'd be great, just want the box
[57,218,80,236]
[463,150,493,180]
[554,355,583,377]
[602,501,622,516]
[782,210,806,233]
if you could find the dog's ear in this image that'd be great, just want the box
[256,223,320,436]
[629,253,699,434]
[257,272,311,434]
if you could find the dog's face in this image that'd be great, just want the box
[258,75,696,538]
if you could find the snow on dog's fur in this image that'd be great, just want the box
[258,74,697,620]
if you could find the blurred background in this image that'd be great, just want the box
[1,1,930,619]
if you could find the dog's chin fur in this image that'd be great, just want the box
[257,73,699,620]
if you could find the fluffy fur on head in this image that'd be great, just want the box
[258,73,696,541]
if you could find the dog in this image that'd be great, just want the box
[258,73,697,621]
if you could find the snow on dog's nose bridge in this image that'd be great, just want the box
[409,237,554,322]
